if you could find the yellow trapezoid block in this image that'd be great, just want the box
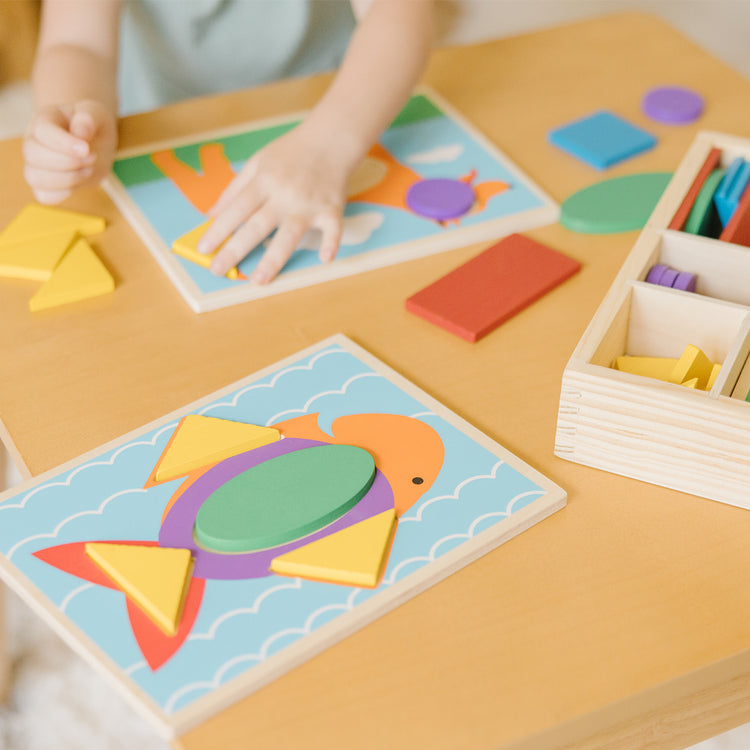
[614,355,679,381]
[154,415,281,482]
[85,543,193,636]
[172,221,240,280]
[0,229,78,281]
[270,509,397,588]
[0,204,105,247]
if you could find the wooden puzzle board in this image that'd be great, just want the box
[103,88,558,312]
[0,335,564,740]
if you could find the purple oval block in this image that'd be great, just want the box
[646,263,669,284]
[642,86,704,125]
[659,268,679,288]
[158,438,395,580]
[406,178,475,221]
[673,271,697,292]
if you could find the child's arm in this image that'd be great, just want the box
[201,0,434,282]
[24,0,120,204]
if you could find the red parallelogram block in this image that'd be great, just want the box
[405,233,581,342]
[668,147,722,231]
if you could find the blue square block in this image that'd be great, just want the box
[548,110,657,170]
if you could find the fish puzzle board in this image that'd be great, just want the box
[0,335,565,739]
[104,88,558,312]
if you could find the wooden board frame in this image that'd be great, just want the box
[556,131,750,507]
[0,334,565,740]
[102,87,558,312]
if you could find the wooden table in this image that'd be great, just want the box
[3,12,750,750]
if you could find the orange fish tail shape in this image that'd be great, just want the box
[33,540,205,671]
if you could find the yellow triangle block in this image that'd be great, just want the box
[0,230,77,281]
[0,204,105,247]
[614,355,679,381]
[668,345,714,390]
[270,509,397,588]
[29,237,114,311]
[154,415,281,482]
[681,377,700,389]
[85,543,193,635]
[172,221,240,280]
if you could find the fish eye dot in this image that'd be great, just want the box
[412,477,424,485]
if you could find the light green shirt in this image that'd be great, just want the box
[118,0,355,114]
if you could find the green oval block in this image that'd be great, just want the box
[561,172,673,234]
[195,445,376,553]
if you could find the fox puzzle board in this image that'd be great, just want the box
[0,335,565,739]
[104,88,558,312]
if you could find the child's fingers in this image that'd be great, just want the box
[209,205,278,276]
[198,184,265,255]
[251,216,310,285]
[31,115,89,158]
[24,164,94,191]
[207,158,258,218]
[23,138,96,171]
[315,211,343,263]
[69,108,97,142]
[34,189,73,205]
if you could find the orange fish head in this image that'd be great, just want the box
[277,413,444,517]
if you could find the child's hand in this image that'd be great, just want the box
[23,100,117,204]
[199,124,355,283]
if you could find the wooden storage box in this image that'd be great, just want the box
[555,132,750,507]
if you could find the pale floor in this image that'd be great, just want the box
[2,2,750,748]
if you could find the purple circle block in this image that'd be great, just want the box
[642,86,704,125]
[406,178,476,221]
[673,271,697,292]
[646,263,669,284]
[158,438,395,580]
[659,268,679,288]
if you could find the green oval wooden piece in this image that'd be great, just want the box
[560,172,673,234]
[684,168,726,237]
[194,444,376,553]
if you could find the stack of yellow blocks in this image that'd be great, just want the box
[0,204,114,311]
[615,344,721,390]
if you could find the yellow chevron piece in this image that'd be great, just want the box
[85,543,193,636]
[0,230,77,281]
[172,221,240,280]
[270,509,397,588]
[614,355,679,381]
[29,237,114,311]
[668,344,714,390]
[0,204,105,247]
[154,415,280,482]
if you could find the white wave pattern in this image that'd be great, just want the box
[399,460,506,524]
[0,422,177,512]
[163,589,360,714]
[59,583,95,614]
[125,661,147,677]
[409,411,436,419]
[5,488,148,561]
[382,489,543,585]
[198,347,348,416]
[188,578,303,642]
[264,372,381,425]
